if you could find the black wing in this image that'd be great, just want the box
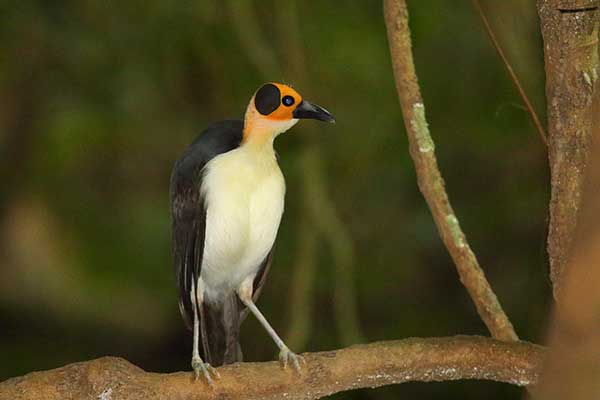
[170,120,243,329]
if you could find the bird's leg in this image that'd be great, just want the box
[237,280,304,372]
[190,283,220,384]
[243,298,304,371]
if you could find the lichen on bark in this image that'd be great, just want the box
[411,103,435,153]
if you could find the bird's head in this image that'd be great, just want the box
[243,82,334,143]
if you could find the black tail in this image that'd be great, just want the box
[201,293,243,366]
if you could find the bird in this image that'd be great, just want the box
[170,82,335,383]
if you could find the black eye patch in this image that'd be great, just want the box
[254,83,281,115]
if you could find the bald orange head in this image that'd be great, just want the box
[243,83,334,142]
[255,83,302,121]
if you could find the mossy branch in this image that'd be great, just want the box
[383,0,518,342]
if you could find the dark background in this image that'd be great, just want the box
[0,1,551,398]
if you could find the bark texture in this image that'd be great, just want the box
[538,0,600,298]
[534,234,600,399]
[384,0,518,341]
[0,336,544,400]
[533,79,600,400]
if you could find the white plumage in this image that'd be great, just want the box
[199,139,286,302]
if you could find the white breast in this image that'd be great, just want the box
[199,146,285,301]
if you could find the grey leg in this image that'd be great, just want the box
[239,297,304,372]
[190,284,220,384]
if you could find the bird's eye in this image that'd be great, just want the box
[282,95,295,107]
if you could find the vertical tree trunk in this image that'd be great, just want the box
[535,1,600,397]
[537,0,600,298]
[533,107,600,400]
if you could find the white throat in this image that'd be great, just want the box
[247,118,299,140]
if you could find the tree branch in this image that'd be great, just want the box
[537,0,600,299]
[533,63,600,400]
[383,0,518,341]
[0,336,543,400]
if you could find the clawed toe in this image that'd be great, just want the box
[192,357,220,385]
[279,347,304,373]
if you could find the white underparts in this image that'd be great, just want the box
[199,138,285,302]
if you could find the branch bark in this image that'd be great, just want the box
[537,0,600,298]
[534,143,600,400]
[0,336,543,400]
[532,62,600,400]
[383,0,518,341]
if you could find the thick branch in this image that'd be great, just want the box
[537,0,600,298]
[0,336,543,400]
[383,0,518,341]
[533,72,600,400]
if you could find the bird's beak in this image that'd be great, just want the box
[292,100,335,123]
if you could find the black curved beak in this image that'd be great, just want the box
[293,100,335,123]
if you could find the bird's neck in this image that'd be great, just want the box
[241,125,276,155]
[242,112,278,157]
[242,106,297,152]
[240,120,279,166]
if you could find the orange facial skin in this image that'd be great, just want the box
[242,83,303,143]
[264,83,302,121]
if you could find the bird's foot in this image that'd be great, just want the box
[279,346,304,373]
[191,356,220,385]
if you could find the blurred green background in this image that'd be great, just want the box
[0,1,551,398]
